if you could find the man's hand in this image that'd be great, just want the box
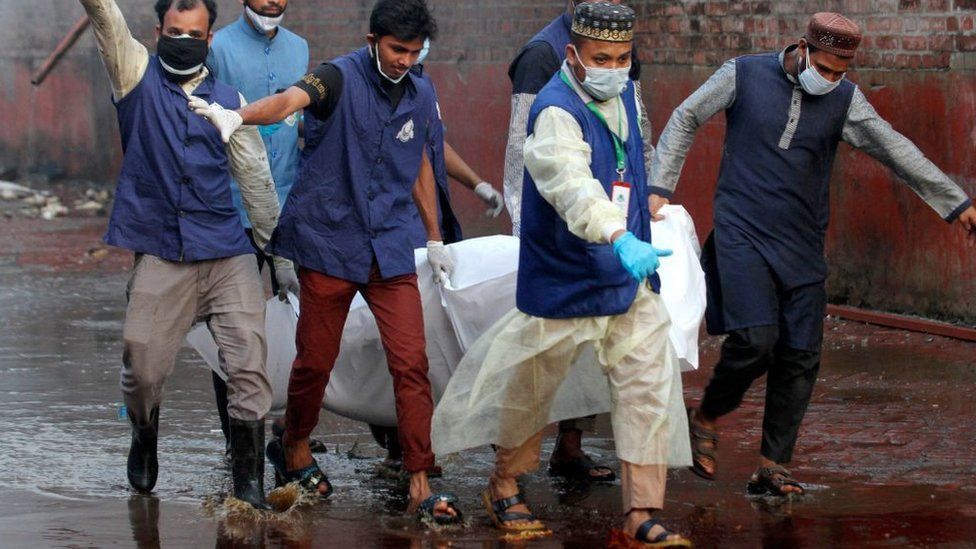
[957,205,976,248]
[427,241,454,285]
[474,182,505,218]
[276,266,300,302]
[188,95,243,144]
[612,232,672,281]
[649,194,670,222]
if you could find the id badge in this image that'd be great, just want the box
[611,181,631,219]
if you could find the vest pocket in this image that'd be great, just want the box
[301,178,351,226]
[585,242,627,281]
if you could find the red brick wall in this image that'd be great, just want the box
[4,0,976,323]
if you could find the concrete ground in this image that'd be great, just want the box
[1,210,974,548]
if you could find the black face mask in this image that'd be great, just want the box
[157,34,209,82]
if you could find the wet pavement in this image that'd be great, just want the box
[1,215,975,548]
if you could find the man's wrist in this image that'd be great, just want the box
[603,222,627,244]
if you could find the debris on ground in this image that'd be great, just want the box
[0,181,39,201]
[1,179,112,220]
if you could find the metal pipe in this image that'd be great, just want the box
[826,304,976,342]
[31,15,91,87]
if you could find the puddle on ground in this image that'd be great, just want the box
[1,271,975,547]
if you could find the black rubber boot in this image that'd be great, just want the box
[127,406,159,494]
[230,418,271,510]
[211,372,232,460]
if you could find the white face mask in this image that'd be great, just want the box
[369,43,409,84]
[797,50,843,96]
[245,5,284,33]
[417,38,431,65]
[570,45,630,101]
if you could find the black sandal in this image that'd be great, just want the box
[416,493,464,526]
[629,518,692,547]
[746,465,805,497]
[548,453,616,482]
[688,407,717,480]
[481,490,548,533]
[266,438,333,499]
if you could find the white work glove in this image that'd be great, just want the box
[188,95,243,144]
[426,241,454,285]
[474,182,504,218]
[276,266,300,302]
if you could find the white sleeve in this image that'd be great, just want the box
[523,106,627,244]
[79,0,149,100]
[226,94,292,270]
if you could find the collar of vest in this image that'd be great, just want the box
[555,65,637,146]
[153,55,215,98]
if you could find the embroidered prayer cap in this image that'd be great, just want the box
[572,1,636,43]
[804,12,862,58]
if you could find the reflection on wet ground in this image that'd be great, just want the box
[1,268,975,548]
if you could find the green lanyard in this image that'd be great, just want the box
[560,71,627,180]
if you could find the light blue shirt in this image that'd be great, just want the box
[208,15,309,227]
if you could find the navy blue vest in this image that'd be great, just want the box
[715,53,855,289]
[107,57,250,262]
[269,48,440,283]
[517,72,654,319]
[509,13,572,78]
[408,68,462,247]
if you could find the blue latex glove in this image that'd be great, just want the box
[612,232,673,282]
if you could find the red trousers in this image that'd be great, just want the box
[284,265,435,472]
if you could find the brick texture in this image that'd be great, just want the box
[280,0,976,71]
[4,0,976,325]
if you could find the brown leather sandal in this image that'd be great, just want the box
[687,408,717,480]
[746,464,805,496]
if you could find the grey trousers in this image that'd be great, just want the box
[120,254,271,425]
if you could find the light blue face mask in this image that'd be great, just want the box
[570,45,630,101]
[417,38,431,65]
[797,50,843,96]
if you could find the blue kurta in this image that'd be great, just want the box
[107,56,251,262]
[269,48,441,284]
[208,16,309,227]
[704,52,855,351]
[517,73,654,319]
